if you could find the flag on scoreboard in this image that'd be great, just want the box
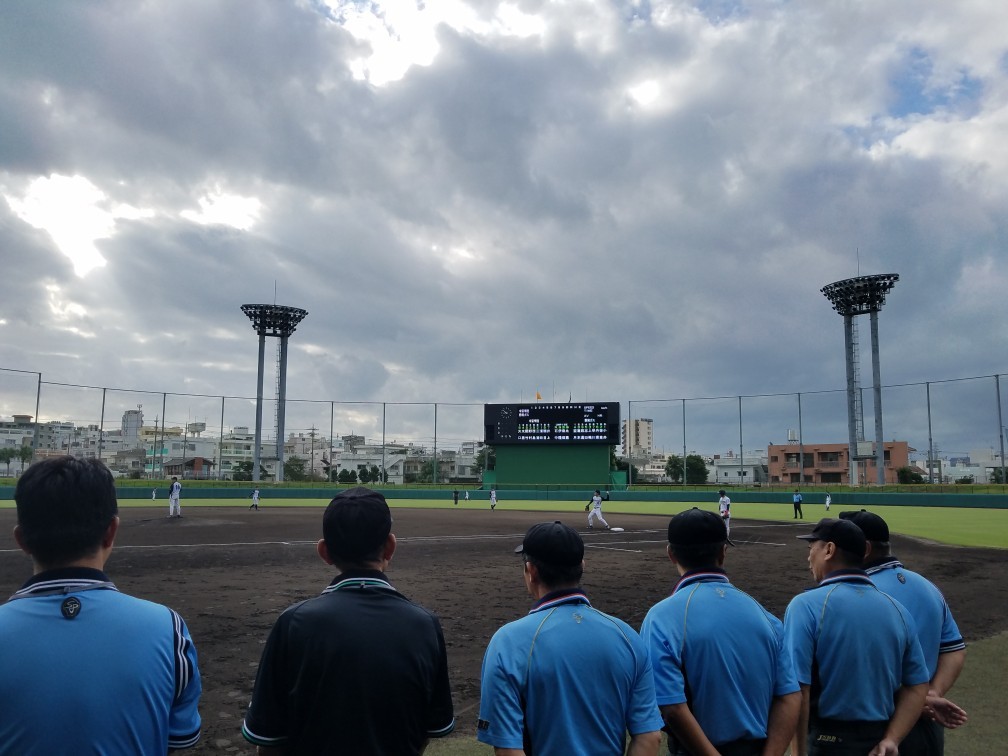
[535,390,542,400]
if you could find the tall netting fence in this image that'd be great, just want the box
[2,367,1006,485]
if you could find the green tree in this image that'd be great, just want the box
[283,456,307,481]
[897,466,925,484]
[358,466,372,483]
[337,468,358,484]
[474,446,495,475]
[18,445,33,471]
[0,448,16,475]
[233,460,268,481]
[685,455,709,484]
[990,468,1006,484]
[419,460,436,483]
[369,465,383,483]
[665,455,684,483]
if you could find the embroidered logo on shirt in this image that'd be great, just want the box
[897,572,906,584]
[61,596,82,619]
[572,612,583,623]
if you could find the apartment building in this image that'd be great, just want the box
[766,441,910,485]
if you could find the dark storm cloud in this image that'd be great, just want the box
[1,0,1006,456]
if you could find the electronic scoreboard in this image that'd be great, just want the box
[484,402,620,445]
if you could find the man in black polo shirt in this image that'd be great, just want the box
[242,487,455,754]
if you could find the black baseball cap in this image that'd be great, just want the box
[667,507,728,546]
[514,521,584,567]
[322,487,392,561]
[797,517,866,555]
[839,509,890,542]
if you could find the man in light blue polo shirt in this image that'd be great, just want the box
[841,509,967,755]
[642,507,800,755]
[0,456,202,755]
[477,521,663,756]
[784,518,929,756]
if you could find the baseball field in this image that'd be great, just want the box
[0,498,1004,754]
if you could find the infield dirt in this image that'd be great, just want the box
[1,505,1005,753]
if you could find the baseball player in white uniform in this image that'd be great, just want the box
[490,488,497,510]
[249,488,260,510]
[825,492,832,511]
[718,489,731,538]
[587,489,610,530]
[168,477,182,518]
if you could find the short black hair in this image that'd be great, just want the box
[322,487,392,567]
[669,542,722,571]
[14,456,118,567]
[524,555,583,588]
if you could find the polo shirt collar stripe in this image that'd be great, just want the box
[530,588,590,614]
[12,567,118,599]
[818,569,874,587]
[323,570,396,594]
[864,558,903,575]
[673,569,730,594]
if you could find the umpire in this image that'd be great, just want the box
[477,521,663,755]
[784,518,930,756]
[242,487,455,754]
[641,508,800,756]
[841,509,967,755]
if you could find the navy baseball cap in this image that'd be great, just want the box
[839,509,890,542]
[322,487,392,561]
[667,507,728,546]
[515,521,584,567]
[797,517,866,555]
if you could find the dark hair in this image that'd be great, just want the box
[322,487,392,567]
[669,542,722,570]
[524,555,583,588]
[14,456,118,567]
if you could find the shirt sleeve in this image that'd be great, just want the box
[769,615,800,697]
[640,605,688,707]
[895,603,931,687]
[241,614,291,749]
[625,630,665,735]
[476,631,526,750]
[426,618,456,737]
[938,598,966,654]
[783,596,816,686]
[168,609,202,750]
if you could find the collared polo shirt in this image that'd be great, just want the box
[641,569,798,746]
[0,567,202,754]
[865,557,966,679]
[242,569,454,755]
[783,569,929,722]
[477,588,663,755]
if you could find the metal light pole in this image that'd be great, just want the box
[821,274,899,486]
[241,304,308,483]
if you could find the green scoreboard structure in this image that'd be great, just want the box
[484,402,621,487]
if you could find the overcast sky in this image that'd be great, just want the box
[1,0,1006,459]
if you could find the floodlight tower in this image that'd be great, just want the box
[821,274,899,485]
[241,304,308,483]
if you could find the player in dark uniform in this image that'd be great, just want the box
[642,508,800,755]
[784,518,929,756]
[242,487,454,754]
[841,509,967,755]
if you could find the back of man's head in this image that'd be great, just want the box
[14,456,118,567]
[322,487,392,567]
[667,507,728,569]
[514,521,585,588]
